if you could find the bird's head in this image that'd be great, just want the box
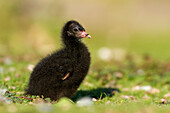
[62,20,91,40]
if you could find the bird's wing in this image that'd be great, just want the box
[62,72,70,80]
[53,57,73,80]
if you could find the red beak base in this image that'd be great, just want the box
[81,31,91,39]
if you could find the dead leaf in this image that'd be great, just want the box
[129,96,136,100]
[120,95,135,100]
[15,73,20,78]
[147,88,160,94]
[164,93,170,98]
[115,72,123,79]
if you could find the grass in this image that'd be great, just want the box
[0,0,170,112]
[0,53,169,113]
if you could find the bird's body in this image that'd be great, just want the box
[26,20,91,101]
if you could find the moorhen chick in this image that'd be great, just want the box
[25,20,91,101]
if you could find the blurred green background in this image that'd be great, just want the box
[0,0,170,62]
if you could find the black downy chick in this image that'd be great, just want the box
[25,20,91,101]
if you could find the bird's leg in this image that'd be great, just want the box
[62,72,70,80]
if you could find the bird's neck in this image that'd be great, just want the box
[62,36,84,49]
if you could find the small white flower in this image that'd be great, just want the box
[8,67,16,72]
[27,64,35,71]
[132,86,141,91]
[132,85,152,91]
[98,47,112,61]
[0,67,4,74]
[137,69,145,75]
[141,86,152,91]
[0,96,11,104]
[92,98,97,102]
[76,97,93,107]
[4,57,12,65]
[4,76,10,81]
[0,88,7,96]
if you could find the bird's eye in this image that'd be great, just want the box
[73,28,78,32]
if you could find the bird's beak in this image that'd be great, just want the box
[81,31,91,39]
